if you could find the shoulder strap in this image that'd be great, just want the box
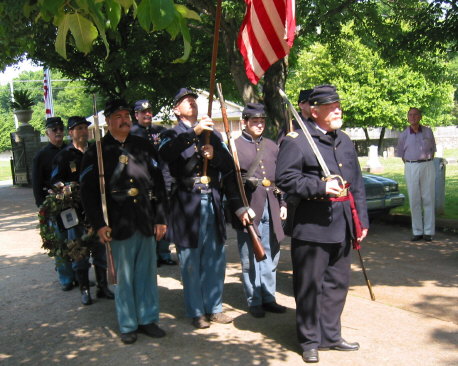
[246,138,266,178]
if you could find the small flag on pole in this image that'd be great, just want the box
[237,0,296,85]
[43,68,54,118]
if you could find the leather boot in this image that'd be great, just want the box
[95,266,115,299]
[76,269,92,305]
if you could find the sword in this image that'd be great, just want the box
[278,88,375,301]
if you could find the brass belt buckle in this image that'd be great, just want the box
[127,188,139,197]
[261,178,271,187]
[336,187,348,197]
[119,155,129,164]
[200,176,211,184]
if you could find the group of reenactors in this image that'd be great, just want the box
[32,84,369,364]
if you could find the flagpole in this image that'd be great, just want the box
[202,0,222,180]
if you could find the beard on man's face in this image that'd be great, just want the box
[329,119,343,130]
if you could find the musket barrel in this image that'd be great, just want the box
[216,83,266,262]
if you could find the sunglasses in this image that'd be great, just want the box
[51,126,64,133]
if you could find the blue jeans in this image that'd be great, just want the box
[110,231,159,333]
[53,221,74,286]
[237,200,279,307]
[177,194,226,318]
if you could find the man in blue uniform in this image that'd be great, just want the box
[232,103,287,318]
[51,116,114,305]
[80,99,168,344]
[130,99,177,265]
[32,117,75,290]
[159,88,248,329]
[276,85,369,363]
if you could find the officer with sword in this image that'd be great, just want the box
[276,85,369,363]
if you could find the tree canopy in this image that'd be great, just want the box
[287,24,456,131]
[0,0,456,139]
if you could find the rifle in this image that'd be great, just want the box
[201,0,222,184]
[216,83,266,262]
[92,94,117,285]
[278,88,375,301]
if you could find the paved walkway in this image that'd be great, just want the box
[0,184,457,365]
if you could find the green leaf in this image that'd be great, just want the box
[40,0,66,15]
[87,0,111,57]
[171,16,191,64]
[106,0,122,30]
[75,0,89,12]
[68,13,98,54]
[55,13,71,59]
[115,0,135,10]
[137,0,176,32]
[175,4,200,22]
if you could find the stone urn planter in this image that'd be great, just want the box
[14,109,34,126]
[10,90,35,127]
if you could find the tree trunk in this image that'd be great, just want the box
[363,127,370,141]
[219,17,259,103]
[263,58,288,135]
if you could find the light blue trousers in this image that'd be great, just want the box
[110,231,159,333]
[177,194,226,318]
[237,200,279,307]
[405,160,436,235]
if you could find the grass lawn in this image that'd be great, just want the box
[0,160,12,181]
[359,148,458,220]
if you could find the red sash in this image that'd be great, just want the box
[329,185,362,250]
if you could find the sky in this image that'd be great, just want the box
[0,60,42,86]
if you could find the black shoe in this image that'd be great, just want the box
[302,349,319,363]
[249,305,265,318]
[61,283,74,291]
[423,235,433,242]
[138,323,166,338]
[411,235,423,241]
[192,316,210,329]
[320,339,360,351]
[120,331,137,344]
[80,288,93,305]
[262,301,286,313]
[158,258,177,265]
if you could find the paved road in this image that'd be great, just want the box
[0,184,457,365]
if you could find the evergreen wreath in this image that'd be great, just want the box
[38,182,98,262]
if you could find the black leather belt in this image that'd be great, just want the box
[405,158,433,163]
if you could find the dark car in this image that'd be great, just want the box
[363,174,405,217]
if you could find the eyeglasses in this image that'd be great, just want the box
[51,126,64,133]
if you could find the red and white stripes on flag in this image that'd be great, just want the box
[237,0,296,85]
[43,68,54,118]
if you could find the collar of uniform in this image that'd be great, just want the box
[105,131,132,145]
[241,130,262,143]
[178,119,194,131]
[313,122,328,135]
[409,125,422,134]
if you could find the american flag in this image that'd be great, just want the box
[237,0,296,85]
[43,68,54,118]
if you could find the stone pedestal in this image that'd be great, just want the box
[11,124,42,186]
[365,145,384,173]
